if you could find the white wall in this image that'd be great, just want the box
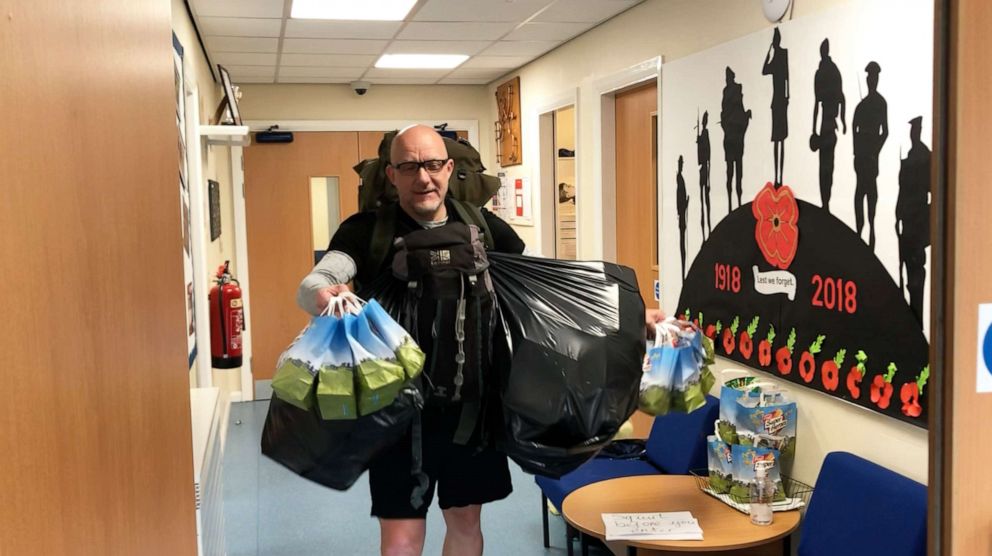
[172,0,240,392]
[487,0,927,485]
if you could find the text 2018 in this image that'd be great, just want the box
[811,274,857,313]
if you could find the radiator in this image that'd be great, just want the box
[191,387,229,556]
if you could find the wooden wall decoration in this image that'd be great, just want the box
[495,76,522,167]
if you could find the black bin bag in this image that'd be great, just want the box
[487,253,646,478]
[260,375,422,491]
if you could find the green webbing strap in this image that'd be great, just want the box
[449,198,493,250]
[367,203,398,282]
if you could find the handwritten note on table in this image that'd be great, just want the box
[602,511,704,541]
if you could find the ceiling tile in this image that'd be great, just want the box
[280,53,377,67]
[438,77,492,85]
[190,0,284,18]
[214,52,278,66]
[502,21,594,41]
[277,76,355,83]
[206,36,279,53]
[413,0,552,22]
[397,21,517,41]
[533,0,641,23]
[365,67,452,78]
[282,38,389,54]
[234,76,278,83]
[223,65,277,79]
[284,19,403,39]
[386,40,492,55]
[367,78,443,85]
[481,39,560,56]
[196,17,283,37]
[278,66,365,78]
[459,55,531,69]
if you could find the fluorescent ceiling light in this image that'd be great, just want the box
[375,54,469,69]
[291,0,417,21]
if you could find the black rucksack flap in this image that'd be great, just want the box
[392,222,490,282]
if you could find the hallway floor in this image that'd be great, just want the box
[222,400,611,555]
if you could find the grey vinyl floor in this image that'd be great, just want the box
[222,400,612,556]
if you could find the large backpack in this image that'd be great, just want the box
[354,130,501,212]
[364,199,497,445]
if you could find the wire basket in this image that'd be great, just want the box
[690,468,813,514]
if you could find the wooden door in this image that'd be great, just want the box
[615,82,660,309]
[244,132,360,383]
[939,1,992,552]
[0,0,197,553]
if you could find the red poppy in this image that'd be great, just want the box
[752,182,799,270]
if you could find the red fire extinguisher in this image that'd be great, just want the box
[210,260,244,368]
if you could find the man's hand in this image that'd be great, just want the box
[315,284,351,315]
[645,308,666,338]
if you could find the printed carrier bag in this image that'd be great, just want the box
[639,318,716,415]
[730,445,787,502]
[716,371,798,471]
[706,435,734,494]
[344,311,407,415]
[271,313,338,410]
[363,298,424,380]
[314,316,356,420]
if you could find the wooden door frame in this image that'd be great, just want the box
[586,56,662,263]
[534,89,580,257]
[233,120,479,399]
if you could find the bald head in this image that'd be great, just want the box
[385,124,453,221]
[390,124,448,164]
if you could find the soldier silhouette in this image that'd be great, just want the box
[762,27,790,187]
[721,66,751,213]
[853,61,888,251]
[897,116,931,326]
[676,155,689,280]
[696,110,712,238]
[811,38,846,212]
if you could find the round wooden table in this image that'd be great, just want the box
[561,475,800,555]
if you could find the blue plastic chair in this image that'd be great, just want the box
[535,395,719,553]
[798,451,927,556]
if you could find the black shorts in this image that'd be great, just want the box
[369,404,512,519]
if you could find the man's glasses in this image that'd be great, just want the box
[392,159,449,176]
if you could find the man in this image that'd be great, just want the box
[811,38,846,212]
[852,61,888,251]
[762,27,790,187]
[676,155,689,280]
[298,125,525,556]
[720,66,751,212]
[896,116,930,325]
[696,110,711,239]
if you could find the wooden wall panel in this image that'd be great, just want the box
[244,132,360,381]
[615,82,660,309]
[0,1,197,554]
[945,0,992,553]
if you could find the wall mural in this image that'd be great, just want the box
[659,0,933,426]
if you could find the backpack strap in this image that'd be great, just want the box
[366,203,398,285]
[448,197,492,446]
[449,198,493,250]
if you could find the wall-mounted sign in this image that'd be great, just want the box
[977,304,992,393]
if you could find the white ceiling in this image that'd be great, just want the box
[188,0,644,85]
